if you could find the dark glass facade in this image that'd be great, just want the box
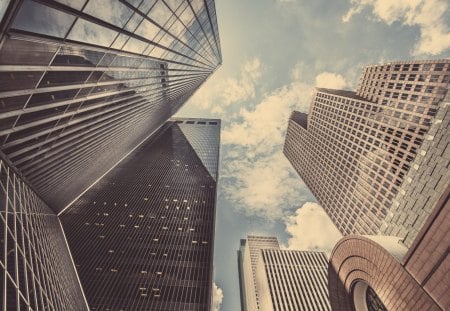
[0,0,221,212]
[60,118,220,310]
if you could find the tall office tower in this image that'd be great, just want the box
[255,250,331,311]
[329,131,449,311]
[238,236,280,311]
[328,81,450,310]
[0,0,221,211]
[59,118,220,310]
[284,60,449,235]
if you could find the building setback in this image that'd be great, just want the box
[0,0,221,310]
[284,60,449,235]
[60,118,220,310]
[256,249,331,311]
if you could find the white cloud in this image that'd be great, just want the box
[212,282,224,311]
[220,80,313,219]
[222,81,312,152]
[342,0,450,55]
[222,151,306,219]
[187,58,263,112]
[285,202,342,255]
[315,72,348,89]
[222,58,263,104]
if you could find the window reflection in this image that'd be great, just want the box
[0,0,10,24]
[12,0,76,38]
[83,0,133,28]
[68,18,118,47]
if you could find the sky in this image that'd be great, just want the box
[175,0,450,310]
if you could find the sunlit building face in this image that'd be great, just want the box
[284,60,450,235]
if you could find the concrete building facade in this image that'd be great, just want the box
[238,236,331,311]
[284,60,449,235]
[255,249,331,311]
[238,236,280,311]
[328,93,450,310]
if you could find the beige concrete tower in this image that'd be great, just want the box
[284,60,450,235]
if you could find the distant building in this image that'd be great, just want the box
[238,236,330,311]
[284,60,450,235]
[0,0,221,309]
[256,249,331,311]
[238,236,280,311]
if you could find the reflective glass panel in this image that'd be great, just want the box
[68,18,118,47]
[12,0,76,38]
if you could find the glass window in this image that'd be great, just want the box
[125,12,144,32]
[83,0,133,28]
[54,0,87,10]
[0,38,58,66]
[0,0,11,24]
[135,19,160,40]
[149,0,172,26]
[12,0,76,38]
[123,37,148,54]
[68,18,118,47]
[0,71,43,91]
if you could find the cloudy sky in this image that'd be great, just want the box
[175,0,450,310]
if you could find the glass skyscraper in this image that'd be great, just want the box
[0,0,221,309]
[0,0,221,211]
[61,118,220,310]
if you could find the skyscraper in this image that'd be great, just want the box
[284,60,449,235]
[0,0,221,309]
[328,94,449,311]
[238,236,331,311]
[60,118,220,310]
[0,0,221,211]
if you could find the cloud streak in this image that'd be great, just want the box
[342,0,450,55]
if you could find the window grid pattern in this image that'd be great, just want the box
[0,0,221,212]
[0,160,87,310]
[284,60,449,235]
[256,250,331,311]
[60,119,220,310]
[238,236,280,310]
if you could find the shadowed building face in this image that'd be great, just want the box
[60,119,221,310]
